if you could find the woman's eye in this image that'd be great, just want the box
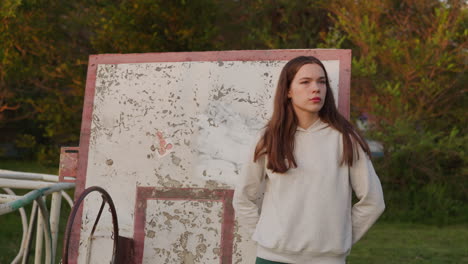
[300,81,309,84]
[319,80,326,84]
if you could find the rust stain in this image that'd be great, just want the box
[196,243,207,254]
[183,252,195,264]
[233,220,243,264]
[203,226,218,235]
[155,173,183,188]
[204,179,230,190]
[149,218,156,227]
[179,218,190,225]
[197,233,207,243]
[171,154,182,166]
[163,211,180,227]
[146,230,156,238]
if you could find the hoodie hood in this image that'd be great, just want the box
[296,118,328,133]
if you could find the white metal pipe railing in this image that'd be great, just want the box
[0,169,74,182]
[35,207,44,264]
[0,182,75,216]
[0,178,56,190]
[0,174,75,264]
[22,201,38,264]
[2,188,29,264]
[37,197,53,264]
[0,169,75,264]
[0,193,22,203]
[61,191,73,208]
[50,192,62,260]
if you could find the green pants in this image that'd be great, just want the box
[255,257,289,264]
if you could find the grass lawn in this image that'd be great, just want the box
[1,159,467,263]
[0,159,58,175]
[348,222,468,264]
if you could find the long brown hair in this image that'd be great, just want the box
[254,56,371,173]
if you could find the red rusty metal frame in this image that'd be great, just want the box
[69,49,351,264]
[59,147,79,183]
[133,187,234,264]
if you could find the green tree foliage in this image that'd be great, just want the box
[325,0,467,224]
[0,0,466,224]
[229,0,331,49]
[88,0,224,53]
[0,0,91,164]
[0,0,332,164]
[0,0,22,118]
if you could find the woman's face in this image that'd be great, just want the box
[287,63,327,117]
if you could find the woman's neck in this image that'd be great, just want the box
[296,113,320,130]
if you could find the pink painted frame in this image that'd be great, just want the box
[71,49,351,263]
[133,187,235,264]
[59,147,79,183]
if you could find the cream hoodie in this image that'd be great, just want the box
[233,119,385,264]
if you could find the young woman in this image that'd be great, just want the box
[233,56,385,264]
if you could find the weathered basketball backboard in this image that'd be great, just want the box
[69,49,351,263]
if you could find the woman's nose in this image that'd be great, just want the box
[309,81,320,93]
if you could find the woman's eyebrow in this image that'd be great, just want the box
[298,76,326,80]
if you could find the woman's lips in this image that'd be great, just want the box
[309,97,321,102]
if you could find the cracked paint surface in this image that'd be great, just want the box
[78,59,341,263]
[143,199,222,263]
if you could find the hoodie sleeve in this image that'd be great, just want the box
[232,138,266,237]
[349,144,385,245]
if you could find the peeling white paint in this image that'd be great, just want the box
[143,199,222,263]
[79,59,341,263]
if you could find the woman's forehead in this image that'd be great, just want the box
[295,63,325,79]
